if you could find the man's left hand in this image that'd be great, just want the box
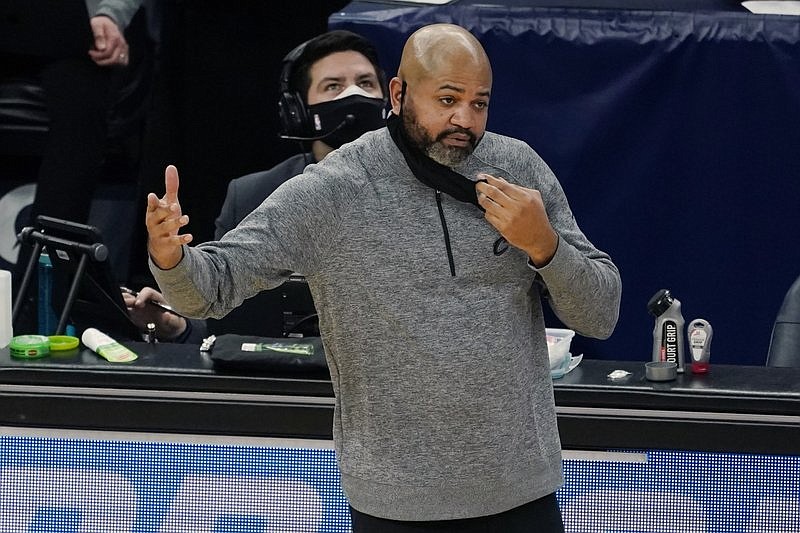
[476,173,559,267]
[88,16,129,67]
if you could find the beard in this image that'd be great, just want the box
[402,101,477,168]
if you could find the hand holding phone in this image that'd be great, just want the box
[121,286,190,341]
[120,286,187,319]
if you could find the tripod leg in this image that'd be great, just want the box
[56,254,89,335]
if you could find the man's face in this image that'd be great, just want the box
[399,69,490,167]
[306,51,383,105]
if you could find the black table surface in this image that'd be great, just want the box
[2,343,798,452]
[3,343,798,404]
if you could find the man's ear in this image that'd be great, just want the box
[389,77,404,115]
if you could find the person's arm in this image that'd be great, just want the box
[147,151,355,320]
[87,0,143,31]
[530,234,621,340]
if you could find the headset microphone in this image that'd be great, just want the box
[279,114,356,142]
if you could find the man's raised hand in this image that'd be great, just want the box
[146,165,192,270]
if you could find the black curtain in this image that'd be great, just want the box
[131,0,349,284]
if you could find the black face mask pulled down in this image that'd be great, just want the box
[386,112,481,207]
[305,94,387,149]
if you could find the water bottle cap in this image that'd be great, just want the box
[647,289,674,317]
[48,335,80,351]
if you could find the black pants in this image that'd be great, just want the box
[350,493,564,533]
[33,56,113,225]
[7,54,114,330]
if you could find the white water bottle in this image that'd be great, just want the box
[0,270,13,348]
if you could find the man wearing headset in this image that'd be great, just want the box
[124,30,386,340]
[214,29,386,240]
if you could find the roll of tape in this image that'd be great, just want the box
[9,334,51,359]
[645,361,677,382]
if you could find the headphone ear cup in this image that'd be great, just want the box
[279,90,310,138]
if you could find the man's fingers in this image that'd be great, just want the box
[89,46,126,66]
[92,27,107,51]
[145,193,173,223]
[476,181,511,209]
[153,213,189,235]
[145,167,190,271]
[147,166,183,223]
[478,173,507,187]
[156,232,193,247]
[477,191,499,212]
[164,165,180,204]
[146,203,189,253]
[146,192,161,212]
[479,173,531,202]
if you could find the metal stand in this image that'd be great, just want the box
[12,225,108,336]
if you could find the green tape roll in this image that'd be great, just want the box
[9,335,51,359]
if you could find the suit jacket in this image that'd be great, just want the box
[214,153,312,240]
[208,152,316,338]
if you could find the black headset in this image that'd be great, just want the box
[278,40,312,138]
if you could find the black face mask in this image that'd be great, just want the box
[387,83,483,207]
[305,94,387,149]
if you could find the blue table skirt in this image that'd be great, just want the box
[331,3,800,365]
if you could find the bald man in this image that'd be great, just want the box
[146,24,620,531]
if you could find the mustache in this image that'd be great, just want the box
[435,128,477,147]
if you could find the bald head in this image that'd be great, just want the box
[398,24,492,87]
[389,24,492,167]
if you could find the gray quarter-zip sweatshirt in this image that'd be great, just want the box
[152,127,621,521]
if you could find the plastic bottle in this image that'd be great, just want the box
[647,289,685,373]
[687,318,713,374]
[0,270,13,348]
[37,251,76,336]
[81,328,138,363]
[38,252,57,335]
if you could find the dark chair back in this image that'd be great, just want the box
[766,274,800,367]
[206,276,319,339]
